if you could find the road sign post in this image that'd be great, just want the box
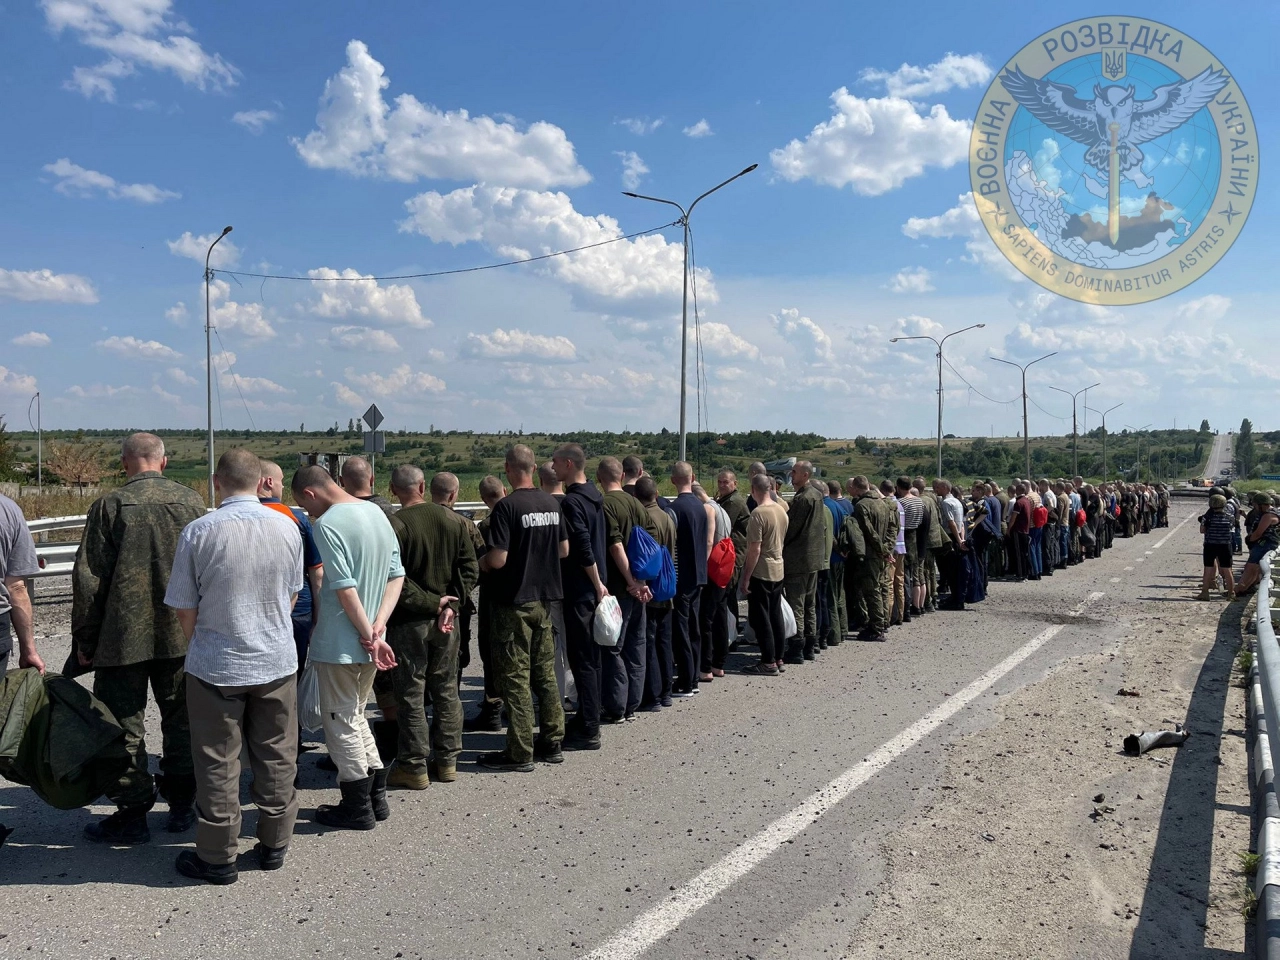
[361,404,386,479]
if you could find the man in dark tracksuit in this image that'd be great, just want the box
[386,467,479,788]
[668,462,709,694]
[598,457,656,717]
[553,444,610,752]
[74,432,206,844]
[638,477,677,709]
[781,461,826,662]
[716,471,750,644]
[464,476,508,732]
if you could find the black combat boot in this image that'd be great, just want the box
[84,798,155,845]
[159,774,198,833]
[316,777,376,831]
[369,768,390,822]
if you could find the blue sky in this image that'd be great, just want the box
[2,1,1277,437]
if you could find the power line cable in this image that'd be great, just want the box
[212,327,258,430]
[209,221,681,283]
[941,358,1019,405]
[1028,396,1070,421]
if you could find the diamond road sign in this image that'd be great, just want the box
[362,403,385,431]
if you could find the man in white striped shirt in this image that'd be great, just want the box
[164,448,303,884]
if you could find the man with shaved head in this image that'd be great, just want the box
[341,456,395,517]
[781,460,825,661]
[164,448,304,883]
[258,460,324,685]
[385,466,478,788]
[292,464,403,828]
[75,432,207,845]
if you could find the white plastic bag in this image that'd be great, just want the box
[780,597,798,640]
[298,659,323,732]
[593,594,624,647]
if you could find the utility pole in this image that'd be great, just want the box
[1049,381,1100,477]
[623,164,757,462]
[1125,423,1152,481]
[991,352,1056,479]
[889,323,986,477]
[1086,403,1123,479]
[204,225,233,506]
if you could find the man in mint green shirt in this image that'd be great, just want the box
[292,466,403,831]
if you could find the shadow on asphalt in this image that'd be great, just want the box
[1127,598,1246,960]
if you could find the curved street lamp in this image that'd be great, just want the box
[1085,402,1123,478]
[991,352,1057,479]
[889,323,986,477]
[205,226,233,505]
[623,165,757,462]
[1049,381,1101,477]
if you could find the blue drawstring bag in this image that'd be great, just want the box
[627,524,663,581]
[650,547,676,603]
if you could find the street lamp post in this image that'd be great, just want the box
[889,324,986,478]
[624,164,757,462]
[1086,402,1123,478]
[1125,423,1152,481]
[991,352,1057,479]
[1049,381,1101,477]
[27,391,41,491]
[204,226,233,506]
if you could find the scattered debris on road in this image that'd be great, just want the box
[1123,725,1190,756]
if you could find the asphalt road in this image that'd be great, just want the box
[2,511,1205,960]
[1205,431,1234,480]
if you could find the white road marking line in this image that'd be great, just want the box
[1137,557,1146,563]
[1153,512,1195,549]
[584,593,1107,960]
[1145,550,1154,555]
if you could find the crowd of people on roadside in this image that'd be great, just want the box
[1198,485,1280,602]
[0,433,1212,885]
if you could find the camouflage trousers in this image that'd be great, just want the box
[388,620,463,771]
[94,657,193,809]
[492,601,565,764]
[858,554,889,633]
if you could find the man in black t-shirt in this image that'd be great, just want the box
[478,445,569,772]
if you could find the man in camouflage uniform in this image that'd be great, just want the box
[73,433,206,844]
[386,467,478,789]
[781,461,826,662]
[845,476,892,642]
[716,470,750,643]
[478,446,567,771]
[914,477,945,612]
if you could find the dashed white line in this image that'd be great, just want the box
[1110,577,1121,583]
[584,592,1107,960]
[1153,512,1195,549]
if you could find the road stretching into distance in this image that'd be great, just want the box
[1204,431,1234,481]
[3,510,1205,959]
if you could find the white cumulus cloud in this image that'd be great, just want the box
[1174,294,1231,324]
[97,335,182,360]
[770,87,970,195]
[0,366,38,395]
[167,366,197,385]
[327,325,401,352]
[859,52,992,99]
[332,382,364,407]
[902,192,1015,276]
[294,40,590,189]
[771,308,835,364]
[305,268,431,328]
[44,157,179,203]
[888,266,935,293]
[615,150,649,190]
[231,109,277,133]
[168,231,240,267]
[462,328,577,362]
[208,279,276,338]
[12,331,51,347]
[165,301,188,324]
[699,322,759,361]
[400,184,712,311]
[0,267,98,303]
[683,119,712,138]
[43,0,237,101]
[346,363,446,398]
[618,117,663,135]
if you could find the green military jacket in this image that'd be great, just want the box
[881,495,900,558]
[644,501,677,610]
[717,491,750,581]
[818,491,834,572]
[389,501,479,626]
[921,491,946,550]
[782,483,827,575]
[847,492,893,562]
[602,488,658,598]
[71,472,206,667]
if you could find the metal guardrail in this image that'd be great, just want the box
[1252,551,1280,958]
[24,502,492,584]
